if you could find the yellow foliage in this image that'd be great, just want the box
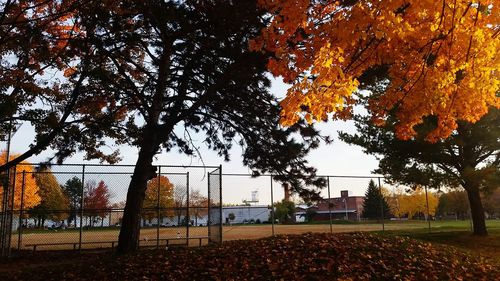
[0,152,41,210]
[143,176,175,220]
[254,0,500,141]
[389,186,439,219]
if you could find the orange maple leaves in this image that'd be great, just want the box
[253,0,500,141]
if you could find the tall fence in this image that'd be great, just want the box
[1,163,469,256]
[219,173,450,241]
[208,166,222,244]
[0,164,222,256]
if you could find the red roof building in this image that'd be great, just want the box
[296,190,365,221]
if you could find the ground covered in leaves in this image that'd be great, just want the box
[1,232,498,280]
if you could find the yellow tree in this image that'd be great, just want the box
[142,176,174,223]
[396,187,439,219]
[252,0,499,141]
[0,151,40,210]
[31,168,70,227]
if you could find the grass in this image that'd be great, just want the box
[375,227,500,263]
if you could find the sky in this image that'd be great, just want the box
[4,77,381,204]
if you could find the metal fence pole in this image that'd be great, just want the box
[378,177,385,232]
[7,169,16,256]
[156,166,161,249]
[0,120,13,257]
[186,171,190,246]
[218,165,222,244]
[270,175,275,237]
[207,172,211,242]
[327,177,333,234]
[79,165,85,251]
[17,171,26,251]
[424,186,431,232]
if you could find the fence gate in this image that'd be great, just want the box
[207,165,222,244]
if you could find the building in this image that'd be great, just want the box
[223,205,270,224]
[295,190,365,221]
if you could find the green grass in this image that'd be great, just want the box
[374,220,500,263]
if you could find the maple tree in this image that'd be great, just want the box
[389,186,439,219]
[83,180,111,227]
[253,0,499,141]
[0,151,40,210]
[30,168,69,227]
[142,176,174,223]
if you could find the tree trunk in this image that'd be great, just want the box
[117,143,158,253]
[464,183,488,236]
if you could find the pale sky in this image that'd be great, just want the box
[4,78,381,204]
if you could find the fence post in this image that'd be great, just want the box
[270,175,275,237]
[186,171,190,246]
[156,166,161,249]
[424,185,431,232]
[218,165,222,244]
[207,172,211,242]
[0,120,13,257]
[17,171,26,251]
[378,177,385,232]
[327,176,333,234]
[7,168,17,256]
[79,165,85,251]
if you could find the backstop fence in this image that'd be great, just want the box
[0,163,223,256]
[1,163,463,256]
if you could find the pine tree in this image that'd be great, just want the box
[362,180,390,220]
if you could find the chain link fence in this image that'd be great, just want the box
[1,162,478,256]
[219,174,453,241]
[0,164,222,255]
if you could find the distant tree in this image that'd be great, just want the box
[274,200,295,224]
[0,152,40,210]
[437,190,470,220]
[173,187,187,226]
[482,189,500,219]
[62,177,82,226]
[83,180,112,227]
[142,176,174,224]
[189,190,209,226]
[362,180,391,220]
[304,208,317,223]
[30,168,69,227]
[395,187,439,220]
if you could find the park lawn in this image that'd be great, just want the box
[1,232,499,280]
[376,226,500,263]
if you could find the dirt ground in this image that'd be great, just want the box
[11,222,428,251]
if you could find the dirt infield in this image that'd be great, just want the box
[12,222,431,251]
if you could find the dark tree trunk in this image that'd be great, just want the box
[464,183,488,236]
[117,142,158,253]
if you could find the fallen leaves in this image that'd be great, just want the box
[1,232,499,280]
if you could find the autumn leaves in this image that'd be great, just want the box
[253,0,499,142]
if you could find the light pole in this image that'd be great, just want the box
[342,198,348,221]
